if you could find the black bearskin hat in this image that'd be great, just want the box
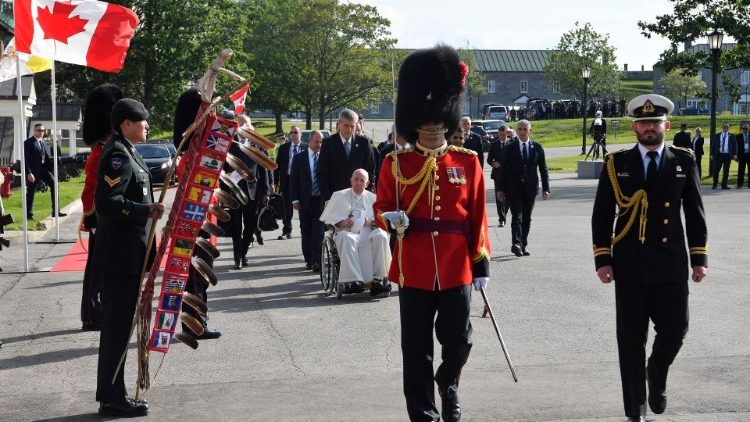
[81,83,123,146]
[395,45,467,142]
[172,87,203,148]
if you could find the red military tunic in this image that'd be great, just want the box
[79,143,103,232]
[374,142,490,291]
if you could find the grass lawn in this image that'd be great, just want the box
[619,79,654,99]
[1,174,85,230]
[546,152,741,187]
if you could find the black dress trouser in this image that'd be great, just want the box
[508,185,536,247]
[81,231,101,325]
[299,196,324,265]
[25,169,57,217]
[281,188,293,235]
[400,284,473,422]
[736,153,750,187]
[712,153,731,188]
[229,200,258,264]
[615,280,689,418]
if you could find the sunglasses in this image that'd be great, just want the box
[289,131,300,134]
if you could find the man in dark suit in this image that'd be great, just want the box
[24,123,66,219]
[592,94,707,422]
[273,126,306,239]
[460,116,484,168]
[735,123,750,188]
[487,123,509,227]
[691,127,705,179]
[495,119,549,256]
[317,109,375,202]
[290,130,325,272]
[710,122,736,189]
[671,124,691,149]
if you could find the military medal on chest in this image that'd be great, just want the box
[446,166,466,184]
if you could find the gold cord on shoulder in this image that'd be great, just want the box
[606,156,648,245]
[391,155,438,215]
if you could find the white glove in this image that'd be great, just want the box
[472,277,488,291]
[382,210,409,230]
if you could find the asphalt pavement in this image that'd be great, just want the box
[0,162,748,422]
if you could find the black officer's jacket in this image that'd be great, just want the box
[95,135,154,276]
[591,145,707,284]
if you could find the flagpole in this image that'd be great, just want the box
[16,56,29,272]
[51,60,59,241]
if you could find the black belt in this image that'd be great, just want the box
[409,218,470,235]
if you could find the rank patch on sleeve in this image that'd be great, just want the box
[103,175,121,188]
[111,157,123,171]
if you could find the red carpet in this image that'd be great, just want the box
[51,238,167,272]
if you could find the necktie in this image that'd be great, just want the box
[722,134,727,153]
[521,143,528,165]
[646,151,658,187]
[39,140,47,164]
[344,140,351,157]
[311,153,320,196]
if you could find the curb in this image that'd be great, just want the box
[2,199,83,244]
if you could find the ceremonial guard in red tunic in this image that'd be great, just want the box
[374,46,490,422]
[79,83,123,331]
[591,94,708,422]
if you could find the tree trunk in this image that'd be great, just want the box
[305,105,313,130]
[275,113,283,134]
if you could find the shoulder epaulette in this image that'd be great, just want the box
[668,144,695,157]
[447,145,478,156]
[386,147,414,159]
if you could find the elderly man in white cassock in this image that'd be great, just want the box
[320,169,391,289]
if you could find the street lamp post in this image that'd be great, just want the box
[708,30,724,157]
[581,67,591,154]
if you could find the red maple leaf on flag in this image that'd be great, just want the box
[36,1,89,44]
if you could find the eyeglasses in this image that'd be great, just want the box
[289,131,300,134]
[34,128,43,132]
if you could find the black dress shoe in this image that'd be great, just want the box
[511,244,523,257]
[241,257,249,267]
[285,233,292,239]
[647,363,667,414]
[305,262,312,270]
[256,233,264,245]
[625,417,645,422]
[98,400,149,417]
[522,247,530,256]
[233,263,242,270]
[197,328,221,340]
[277,235,285,240]
[722,186,730,190]
[53,211,67,217]
[436,383,461,422]
[126,397,149,407]
[498,221,505,227]
[26,214,34,220]
[311,263,321,273]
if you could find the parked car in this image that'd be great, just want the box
[679,107,710,116]
[134,143,175,185]
[483,105,510,120]
[471,119,506,151]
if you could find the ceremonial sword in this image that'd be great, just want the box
[480,286,518,382]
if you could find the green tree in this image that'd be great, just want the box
[639,0,750,74]
[544,22,621,99]
[660,68,707,109]
[459,47,487,117]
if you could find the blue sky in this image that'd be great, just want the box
[358,0,716,71]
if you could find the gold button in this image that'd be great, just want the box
[664,202,670,208]
[434,175,439,180]
[435,196,441,201]
[662,237,668,243]
[435,185,439,190]
[663,219,669,224]
[435,205,441,211]
[434,217,440,221]
[432,231,439,236]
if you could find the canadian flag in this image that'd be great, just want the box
[14,0,139,73]
[230,85,249,114]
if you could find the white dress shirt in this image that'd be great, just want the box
[638,142,665,175]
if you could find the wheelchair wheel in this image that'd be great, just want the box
[320,239,333,291]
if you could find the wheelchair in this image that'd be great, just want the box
[319,227,391,300]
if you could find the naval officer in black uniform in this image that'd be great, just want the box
[591,94,708,422]
[95,99,165,417]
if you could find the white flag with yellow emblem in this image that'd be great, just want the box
[0,37,52,83]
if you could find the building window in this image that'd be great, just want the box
[370,103,380,114]
[487,79,496,94]
[742,71,750,85]
[520,80,528,94]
